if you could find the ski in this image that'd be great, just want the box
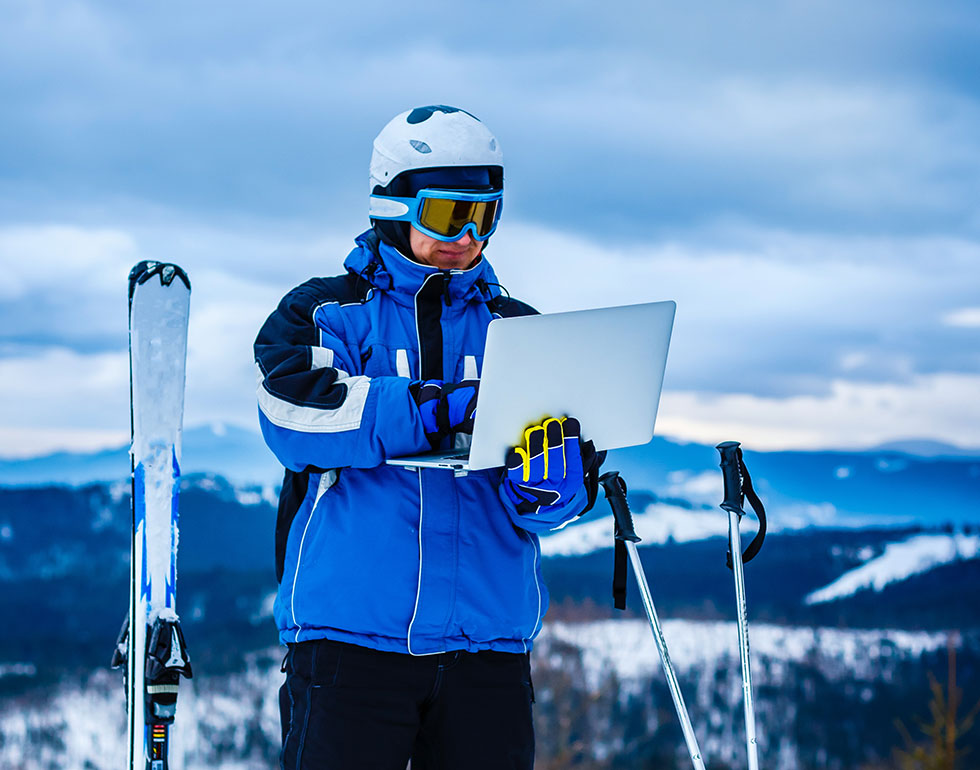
[112,261,193,770]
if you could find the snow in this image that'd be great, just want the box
[0,660,283,770]
[805,533,980,605]
[540,494,856,558]
[0,662,36,678]
[196,476,221,492]
[250,591,278,624]
[664,470,721,504]
[875,457,908,473]
[130,271,190,618]
[140,443,179,617]
[541,502,730,556]
[232,484,279,507]
[539,619,952,692]
[234,489,263,505]
[0,623,960,769]
[261,484,279,506]
[108,479,129,503]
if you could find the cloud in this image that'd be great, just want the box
[0,218,976,457]
[1,1,978,241]
[1,2,978,456]
[0,225,138,355]
[658,373,980,450]
[489,221,980,396]
[0,347,129,456]
[943,307,980,327]
[0,221,357,456]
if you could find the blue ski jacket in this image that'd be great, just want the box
[254,231,589,654]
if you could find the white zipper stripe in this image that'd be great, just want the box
[404,462,448,656]
[289,477,320,642]
[406,472,424,655]
[524,530,543,645]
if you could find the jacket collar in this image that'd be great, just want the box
[345,230,501,307]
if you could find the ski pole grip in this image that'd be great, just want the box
[599,471,641,543]
[716,440,744,516]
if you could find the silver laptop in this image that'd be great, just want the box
[386,300,676,471]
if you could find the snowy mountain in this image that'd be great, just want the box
[2,622,973,770]
[606,436,980,527]
[2,478,978,637]
[542,502,732,557]
[0,423,282,487]
[805,532,980,605]
[866,438,980,458]
[2,473,979,769]
[3,426,979,531]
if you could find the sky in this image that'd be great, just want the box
[1,0,979,457]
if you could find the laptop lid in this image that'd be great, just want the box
[461,300,675,470]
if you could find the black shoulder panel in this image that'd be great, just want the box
[290,273,372,311]
[489,295,538,318]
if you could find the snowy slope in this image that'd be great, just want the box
[541,503,731,556]
[0,621,957,770]
[539,619,951,691]
[805,533,980,605]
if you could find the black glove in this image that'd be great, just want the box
[411,379,480,446]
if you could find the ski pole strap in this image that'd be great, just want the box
[599,471,641,611]
[716,441,768,569]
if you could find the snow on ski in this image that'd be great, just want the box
[112,261,193,770]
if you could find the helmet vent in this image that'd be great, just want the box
[489,139,497,151]
[407,105,476,124]
[409,139,432,154]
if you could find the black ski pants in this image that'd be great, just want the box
[279,639,535,770]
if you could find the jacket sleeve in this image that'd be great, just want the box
[254,280,430,471]
[497,481,590,533]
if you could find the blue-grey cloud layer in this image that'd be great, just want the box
[0,0,979,452]
[2,0,979,237]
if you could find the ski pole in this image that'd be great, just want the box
[599,471,707,770]
[717,441,768,770]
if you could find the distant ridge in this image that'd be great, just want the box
[0,423,282,487]
[862,438,980,458]
[1,426,978,528]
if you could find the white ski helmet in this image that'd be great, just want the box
[369,105,503,195]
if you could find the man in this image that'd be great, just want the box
[254,105,602,770]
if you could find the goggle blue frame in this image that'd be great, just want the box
[370,188,503,243]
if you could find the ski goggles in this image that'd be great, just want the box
[368,189,503,242]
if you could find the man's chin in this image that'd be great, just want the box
[436,251,480,269]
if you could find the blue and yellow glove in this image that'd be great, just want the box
[501,416,589,515]
[411,379,479,447]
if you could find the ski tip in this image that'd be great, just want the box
[128,261,191,297]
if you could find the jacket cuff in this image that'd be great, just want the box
[498,482,589,533]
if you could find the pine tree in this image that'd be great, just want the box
[893,636,980,770]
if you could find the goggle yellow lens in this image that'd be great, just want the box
[418,196,501,240]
